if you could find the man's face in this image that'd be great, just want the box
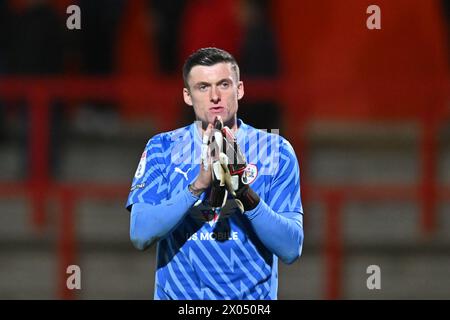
[183,62,244,127]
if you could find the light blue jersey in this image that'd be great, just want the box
[126,119,302,300]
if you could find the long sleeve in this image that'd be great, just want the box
[246,200,303,264]
[130,187,199,250]
[244,136,304,264]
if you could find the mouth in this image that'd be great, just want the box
[209,106,225,114]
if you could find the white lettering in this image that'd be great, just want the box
[66,5,81,30]
[366,5,381,30]
[366,264,381,289]
[66,265,81,290]
[189,231,239,241]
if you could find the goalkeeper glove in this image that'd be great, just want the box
[220,124,260,213]
[208,117,229,209]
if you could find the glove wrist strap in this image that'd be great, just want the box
[236,186,260,211]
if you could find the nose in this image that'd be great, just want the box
[210,86,221,104]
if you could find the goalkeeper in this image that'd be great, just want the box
[126,47,304,300]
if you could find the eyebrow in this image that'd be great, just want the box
[194,78,232,87]
[194,81,211,88]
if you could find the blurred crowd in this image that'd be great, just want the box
[0,0,283,178]
[0,0,449,179]
[0,0,279,75]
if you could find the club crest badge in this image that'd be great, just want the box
[241,164,258,185]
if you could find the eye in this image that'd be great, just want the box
[198,84,209,92]
[219,81,230,89]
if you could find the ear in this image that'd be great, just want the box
[237,81,244,100]
[183,88,193,106]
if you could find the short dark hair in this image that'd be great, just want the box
[182,47,240,88]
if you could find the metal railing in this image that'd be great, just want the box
[0,76,449,299]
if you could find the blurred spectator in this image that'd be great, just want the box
[8,0,63,74]
[0,0,11,142]
[238,0,282,130]
[441,0,450,65]
[149,0,187,75]
[0,0,10,72]
[179,0,242,65]
[442,0,450,23]
[73,0,125,137]
[78,0,125,75]
[6,0,66,178]
[116,0,156,76]
[114,0,158,120]
[239,0,279,77]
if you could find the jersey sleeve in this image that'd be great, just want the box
[267,137,303,214]
[126,135,169,211]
